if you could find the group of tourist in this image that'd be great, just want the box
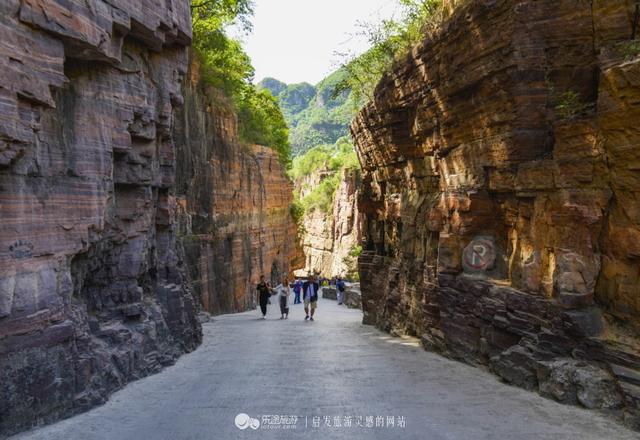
[256,273,320,321]
[256,274,348,321]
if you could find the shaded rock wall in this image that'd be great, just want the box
[352,0,640,428]
[296,168,361,277]
[0,0,201,435]
[174,63,303,315]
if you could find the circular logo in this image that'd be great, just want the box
[235,413,251,430]
[462,238,496,272]
[235,413,260,430]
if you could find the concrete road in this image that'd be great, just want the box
[13,297,639,440]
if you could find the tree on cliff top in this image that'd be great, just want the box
[191,0,291,166]
[333,0,458,103]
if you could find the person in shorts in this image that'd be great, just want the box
[302,273,320,321]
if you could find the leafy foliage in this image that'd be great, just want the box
[554,90,589,120]
[237,88,291,166]
[290,137,359,213]
[289,199,305,225]
[258,69,360,157]
[333,0,460,103]
[615,39,640,61]
[301,174,341,213]
[191,0,291,165]
[342,245,363,281]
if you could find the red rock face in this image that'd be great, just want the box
[0,0,201,435]
[174,66,303,315]
[352,0,640,427]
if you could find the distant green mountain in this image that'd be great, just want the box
[258,69,360,156]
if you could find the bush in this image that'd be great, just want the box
[301,174,340,213]
[349,245,363,258]
[343,245,363,281]
[616,40,640,61]
[555,90,589,120]
[289,199,305,225]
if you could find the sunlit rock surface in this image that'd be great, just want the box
[296,168,361,278]
[0,0,201,435]
[352,0,640,428]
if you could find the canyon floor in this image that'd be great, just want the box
[11,296,638,440]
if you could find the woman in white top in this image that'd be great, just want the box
[275,276,291,320]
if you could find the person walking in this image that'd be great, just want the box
[303,274,320,321]
[293,279,302,304]
[336,276,346,305]
[275,276,291,319]
[257,275,271,319]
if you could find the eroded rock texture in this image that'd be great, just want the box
[0,0,201,435]
[352,0,640,427]
[296,168,361,277]
[174,63,303,315]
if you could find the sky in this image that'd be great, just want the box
[232,0,398,85]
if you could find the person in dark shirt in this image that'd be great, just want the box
[293,279,302,304]
[336,277,346,305]
[302,273,320,321]
[256,275,272,319]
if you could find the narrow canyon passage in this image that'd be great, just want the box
[12,296,636,440]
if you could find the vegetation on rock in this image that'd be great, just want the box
[343,245,363,281]
[259,69,360,157]
[191,0,291,166]
[290,137,359,214]
[333,0,467,103]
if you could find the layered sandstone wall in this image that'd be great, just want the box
[0,0,202,435]
[174,63,303,315]
[296,168,361,278]
[353,0,640,428]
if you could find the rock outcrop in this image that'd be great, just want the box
[0,0,201,435]
[352,0,640,428]
[296,168,361,278]
[174,61,303,315]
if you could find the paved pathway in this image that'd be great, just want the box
[13,297,639,440]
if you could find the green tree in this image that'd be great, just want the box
[237,88,291,166]
[333,0,449,103]
[191,0,291,166]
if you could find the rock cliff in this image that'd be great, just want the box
[296,168,361,278]
[352,0,640,428]
[174,61,304,315]
[0,0,202,435]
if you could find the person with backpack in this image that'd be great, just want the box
[303,274,320,321]
[293,279,302,304]
[256,275,272,319]
[336,277,346,305]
